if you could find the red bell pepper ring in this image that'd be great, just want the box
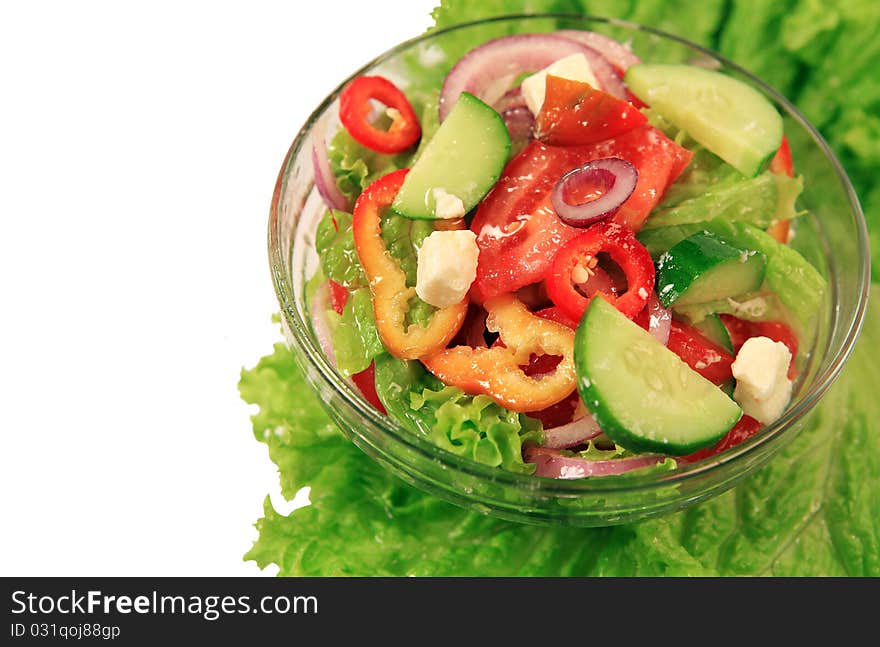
[352,169,466,360]
[546,221,654,322]
[339,76,421,154]
[328,279,349,315]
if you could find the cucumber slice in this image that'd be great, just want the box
[575,298,742,455]
[625,64,782,177]
[392,92,510,220]
[693,314,734,353]
[656,230,766,308]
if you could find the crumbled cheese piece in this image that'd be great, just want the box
[731,336,793,424]
[637,287,649,299]
[416,230,479,308]
[521,53,599,116]
[431,188,466,220]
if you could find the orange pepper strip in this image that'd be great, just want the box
[421,294,576,412]
[352,169,466,360]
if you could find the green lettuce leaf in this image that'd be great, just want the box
[652,145,744,211]
[314,210,367,290]
[643,171,804,231]
[373,354,541,474]
[380,212,436,327]
[331,287,384,377]
[327,129,405,205]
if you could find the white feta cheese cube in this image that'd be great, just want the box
[431,188,466,220]
[521,53,600,116]
[731,336,793,424]
[416,230,479,308]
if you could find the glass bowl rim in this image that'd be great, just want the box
[269,13,871,496]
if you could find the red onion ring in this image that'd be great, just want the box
[311,118,350,212]
[542,412,602,449]
[646,292,672,346]
[493,87,528,113]
[555,30,642,75]
[551,157,637,227]
[439,33,622,121]
[525,445,666,479]
[310,281,337,367]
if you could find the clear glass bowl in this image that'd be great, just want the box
[268,15,870,526]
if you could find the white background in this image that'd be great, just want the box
[0,0,437,575]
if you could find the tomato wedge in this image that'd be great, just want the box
[470,127,691,302]
[681,415,762,462]
[535,75,647,146]
[666,320,735,386]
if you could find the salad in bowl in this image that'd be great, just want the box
[269,15,867,525]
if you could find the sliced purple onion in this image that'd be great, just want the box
[542,412,602,449]
[646,292,672,346]
[310,281,337,367]
[439,33,623,121]
[555,30,642,74]
[525,446,666,479]
[493,86,528,113]
[551,157,637,227]
[501,106,534,147]
[311,118,350,212]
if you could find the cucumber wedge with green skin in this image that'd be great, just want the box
[575,298,742,456]
[656,230,767,308]
[693,314,734,353]
[391,92,510,220]
[625,64,782,177]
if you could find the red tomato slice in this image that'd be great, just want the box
[666,320,735,385]
[470,127,691,302]
[719,315,799,379]
[681,415,762,462]
[604,126,692,230]
[535,75,647,146]
[351,362,387,415]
